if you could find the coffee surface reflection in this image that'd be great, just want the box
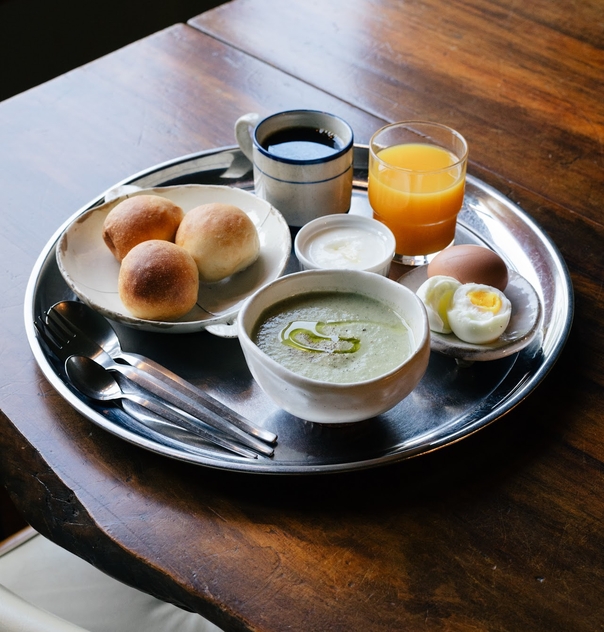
[262,126,344,161]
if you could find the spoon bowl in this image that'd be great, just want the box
[55,301,123,357]
[66,354,124,402]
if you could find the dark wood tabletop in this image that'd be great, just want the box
[1,1,603,630]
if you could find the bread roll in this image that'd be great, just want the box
[175,203,260,283]
[103,194,184,262]
[118,240,199,321]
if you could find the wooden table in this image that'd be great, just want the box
[1,1,603,630]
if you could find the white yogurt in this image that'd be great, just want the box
[308,227,387,270]
[294,214,396,276]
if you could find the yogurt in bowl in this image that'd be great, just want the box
[294,214,396,276]
[238,269,430,424]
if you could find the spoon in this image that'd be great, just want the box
[52,300,277,445]
[65,355,259,459]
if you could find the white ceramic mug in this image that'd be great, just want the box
[235,110,354,227]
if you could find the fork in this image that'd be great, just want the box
[36,312,274,457]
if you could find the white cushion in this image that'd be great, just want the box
[0,584,88,632]
[0,532,223,632]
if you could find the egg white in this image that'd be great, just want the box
[448,283,512,344]
[416,275,461,334]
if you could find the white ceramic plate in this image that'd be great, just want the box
[56,185,291,335]
[398,265,543,362]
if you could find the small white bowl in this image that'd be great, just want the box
[238,269,430,424]
[294,214,396,276]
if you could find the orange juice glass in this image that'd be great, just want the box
[368,121,468,266]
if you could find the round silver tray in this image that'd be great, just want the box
[24,145,573,474]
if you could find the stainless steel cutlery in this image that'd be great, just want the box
[34,301,276,459]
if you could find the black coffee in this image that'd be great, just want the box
[262,126,344,161]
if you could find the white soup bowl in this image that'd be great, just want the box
[238,269,430,424]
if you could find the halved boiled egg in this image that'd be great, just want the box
[416,275,461,334]
[448,283,512,344]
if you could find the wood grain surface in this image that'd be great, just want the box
[1,0,603,630]
[192,0,604,224]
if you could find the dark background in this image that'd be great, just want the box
[0,0,227,102]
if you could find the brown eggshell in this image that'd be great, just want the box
[427,245,509,291]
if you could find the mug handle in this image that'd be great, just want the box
[234,112,260,162]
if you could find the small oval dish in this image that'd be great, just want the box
[294,214,396,276]
[56,184,291,335]
[238,269,430,424]
[398,265,543,362]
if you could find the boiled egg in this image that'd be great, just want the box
[428,245,509,291]
[416,275,461,334]
[448,283,512,344]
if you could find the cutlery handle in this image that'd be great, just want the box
[118,351,277,444]
[122,396,259,459]
[119,399,257,458]
[112,362,275,457]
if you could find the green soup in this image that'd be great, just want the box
[252,291,414,384]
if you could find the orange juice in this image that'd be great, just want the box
[368,143,466,256]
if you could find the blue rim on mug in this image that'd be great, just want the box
[252,109,354,165]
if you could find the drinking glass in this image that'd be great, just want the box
[368,121,468,266]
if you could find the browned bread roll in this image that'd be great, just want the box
[175,203,260,283]
[118,240,199,321]
[103,194,184,262]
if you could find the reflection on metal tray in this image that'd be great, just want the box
[24,145,574,474]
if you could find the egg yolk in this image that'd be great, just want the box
[468,290,502,313]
